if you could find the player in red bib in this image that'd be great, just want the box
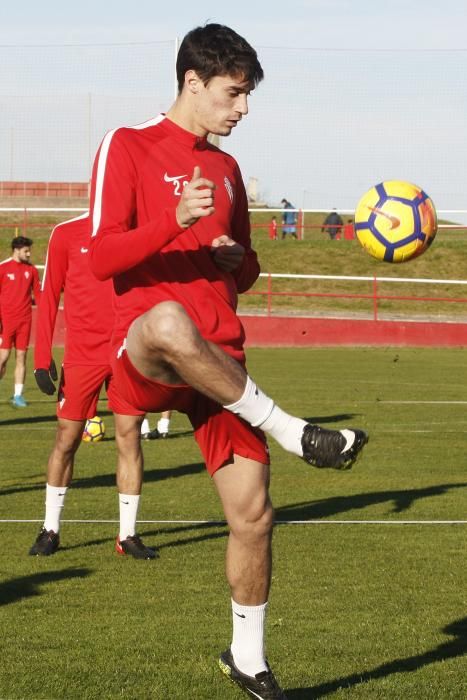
[30,214,155,560]
[0,236,41,408]
[89,24,367,699]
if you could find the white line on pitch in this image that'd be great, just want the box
[377,400,467,404]
[1,518,465,525]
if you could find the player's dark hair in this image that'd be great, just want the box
[11,236,33,249]
[176,23,264,93]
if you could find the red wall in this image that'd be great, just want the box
[31,309,467,348]
[241,315,467,347]
[0,181,88,198]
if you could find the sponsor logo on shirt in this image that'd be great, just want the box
[224,176,234,203]
[164,172,189,197]
[164,172,188,183]
[80,247,88,254]
[7,273,14,280]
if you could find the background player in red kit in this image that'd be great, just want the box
[31,214,155,560]
[89,24,367,699]
[0,236,41,408]
[268,216,278,240]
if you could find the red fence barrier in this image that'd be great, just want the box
[0,182,88,198]
[29,308,467,349]
[241,273,467,323]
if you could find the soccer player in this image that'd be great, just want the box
[0,236,41,407]
[141,410,172,439]
[89,24,367,698]
[30,213,156,560]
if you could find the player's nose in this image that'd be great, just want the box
[236,93,248,115]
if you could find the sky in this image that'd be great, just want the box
[1,0,466,216]
[1,0,466,49]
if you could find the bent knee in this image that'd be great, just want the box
[228,497,275,540]
[140,301,198,353]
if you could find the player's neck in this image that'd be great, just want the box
[166,97,208,139]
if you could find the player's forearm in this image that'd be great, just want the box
[232,248,260,293]
[34,301,59,368]
[33,276,42,301]
[89,209,184,280]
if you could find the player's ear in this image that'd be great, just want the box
[185,70,201,94]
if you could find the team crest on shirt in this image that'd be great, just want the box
[7,273,14,280]
[24,271,30,279]
[224,176,234,203]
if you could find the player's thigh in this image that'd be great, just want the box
[0,346,11,368]
[213,455,272,527]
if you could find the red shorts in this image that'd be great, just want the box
[111,344,270,475]
[0,317,32,351]
[57,364,144,420]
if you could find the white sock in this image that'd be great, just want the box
[231,599,268,677]
[119,493,140,540]
[224,376,307,457]
[140,418,150,435]
[44,484,68,533]
[14,383,24,397]
[157,417,170,434]
[260,405,307,456]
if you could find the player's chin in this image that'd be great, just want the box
[218,122,239,136]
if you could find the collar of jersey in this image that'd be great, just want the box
[160,114,209,151]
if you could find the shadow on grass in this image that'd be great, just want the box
[0,567,92,606]
[5,482,465,555]
[0,409,114,428]
[286,616,467,698]
[58,521,227,553]
[0,413,57,426]
[72,460,205,489]
[0,461,206,496]
[303,414,358,424]
[276,482,467,519]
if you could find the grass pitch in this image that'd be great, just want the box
[0,347,466,699]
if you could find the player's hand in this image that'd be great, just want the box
[211,235,245,272]
[176,166,215,229]
[34,359,58,395]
